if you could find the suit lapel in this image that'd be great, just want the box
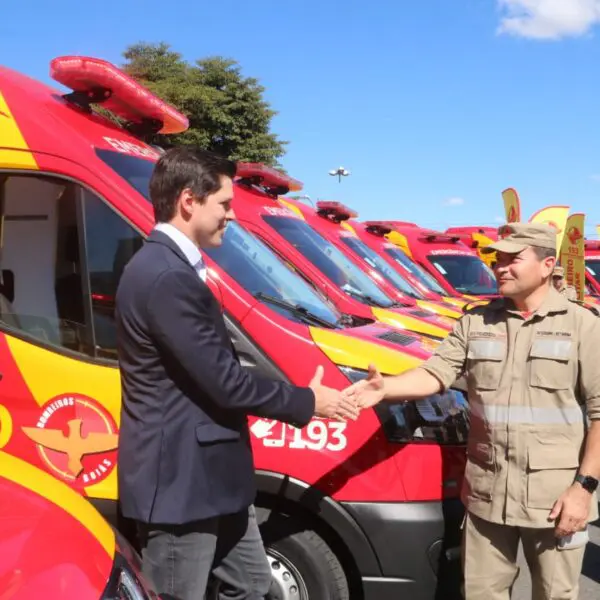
[147,230,240,363]
[146,229,197,274]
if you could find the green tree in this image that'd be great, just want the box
[121,42,287,165]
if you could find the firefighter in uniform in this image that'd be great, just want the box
[344,222,600,599]
[552,265,578,301]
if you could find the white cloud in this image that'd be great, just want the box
[444,197,466,206]
[494,215,506,223]
[497,0,600,40]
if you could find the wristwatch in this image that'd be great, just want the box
[575,474,599,493]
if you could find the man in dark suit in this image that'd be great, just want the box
[115,147,358,600]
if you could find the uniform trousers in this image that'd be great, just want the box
[462,512,586,600]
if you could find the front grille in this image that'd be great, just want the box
[408,309,434,318]
[376,330,416,347]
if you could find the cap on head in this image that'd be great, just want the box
[481,222,556,255]
[553,265,564,278]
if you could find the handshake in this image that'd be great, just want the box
[308,364,385,422]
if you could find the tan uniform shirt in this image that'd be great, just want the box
[419,288,600,527]
[559,285,578,301]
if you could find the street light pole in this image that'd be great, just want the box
[329,166,350,183]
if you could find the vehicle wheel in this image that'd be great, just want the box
[206,509,350,600]
[257,508,350,600]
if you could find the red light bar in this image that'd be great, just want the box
[363,221,393,235]
[384,221,420,229]
[417,230,461,243]
[236,163,303,193]
[585,240,600,251]
[316,201,358,221]
[446,226,497,236]
[50,56,189,135]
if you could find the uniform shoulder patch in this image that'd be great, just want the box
[568,298,600,316]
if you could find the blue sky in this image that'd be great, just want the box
[2,0,600,234]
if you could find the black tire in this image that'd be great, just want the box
[256,507,350,600]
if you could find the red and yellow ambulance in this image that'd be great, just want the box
[232,166,453,341]
[381,222,498,299]
[0,451,156,599]
[348,220,470,310]
[278,198,463,322]
[0,55,467,600]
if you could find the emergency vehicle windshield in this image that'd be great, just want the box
[205,222,342,328]
[586,259,600,288]
[339,236,423,299]
[383,246,447,295]
[94,150,343,328]
[428,254,497,295]
[263,216,395,309]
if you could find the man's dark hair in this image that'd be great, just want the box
[532,247,556,261]
[149,147,237,223]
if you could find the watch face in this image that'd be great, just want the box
[579,475,599,492]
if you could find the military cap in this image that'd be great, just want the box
[553,265,565,277]
[481,222,556,255]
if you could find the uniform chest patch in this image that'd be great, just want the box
[468,332,506,360]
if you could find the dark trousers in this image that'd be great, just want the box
[137,505,271,600]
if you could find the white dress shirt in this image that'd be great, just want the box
[154,223,207,282]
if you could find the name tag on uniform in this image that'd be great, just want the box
[468,333,506,361]
[530,331,572,361]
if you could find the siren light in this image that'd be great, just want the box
[315,201,358,222]
[50,56,189,136]
[236,162,303,195]
[584,240,600,251]
[363,221,393,236]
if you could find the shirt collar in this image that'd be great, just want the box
[154,223,206,280]
[492,286,569,318]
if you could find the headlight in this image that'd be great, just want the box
[375,388,469,445]
[337,365,470,445]
[102,552,156,600]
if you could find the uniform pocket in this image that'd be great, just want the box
[527,441,579,509]
[529,338,572,390]
[467,339,505,390]
[465,442,496,501]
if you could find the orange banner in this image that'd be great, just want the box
[502,188,521,223]
[560,213,585,301]
[529,205,570,259]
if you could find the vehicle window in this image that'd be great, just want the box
[95,149,154,201]
[262,216,394,308]
[383,245,447,295]
[427,254,497,295]
[205,222,341,327]
[0,175,93,354]
[340,236,422,298]
[586,260,600,287]
[82,190,144,360]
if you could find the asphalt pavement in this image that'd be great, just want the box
[512,510,600,599]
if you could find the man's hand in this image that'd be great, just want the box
[309,366,359,422]
[549,483,592,537]
[342,364,385,409]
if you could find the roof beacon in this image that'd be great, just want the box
[236,162,303,196]
[50,56,189,137]
[316,201,358,223]
[363,221,393,236]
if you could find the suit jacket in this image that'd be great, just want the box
[115,230,315,524]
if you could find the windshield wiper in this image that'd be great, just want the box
[254,292,337,329]
[342,286,388,308]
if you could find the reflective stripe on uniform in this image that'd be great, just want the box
[467,339,505,360]
[530,339,572,360]
[470,400,584,425]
